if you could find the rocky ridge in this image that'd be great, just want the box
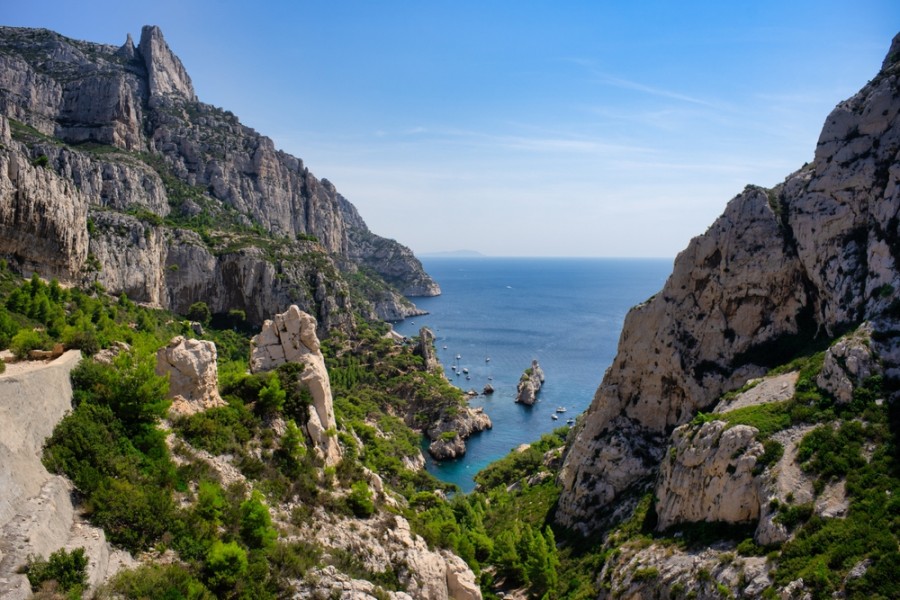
[0,25,438,328]
[557,33,900,533]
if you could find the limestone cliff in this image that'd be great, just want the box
[557,33,900,533]
[0,25,438,328]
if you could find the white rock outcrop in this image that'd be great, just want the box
[250,305,342,466]
[289,509,482,600]
[155,336,225,416]
[816,322,880,404]
[655,420,764,531]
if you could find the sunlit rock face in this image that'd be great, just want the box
[557,33,900,534]
[0,24,437,325]
[250,305,342,467]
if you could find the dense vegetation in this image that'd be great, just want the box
[2,263,898,599]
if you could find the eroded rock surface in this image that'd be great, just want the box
[288,508,482,600]
[155,336,225,416]
[250,305,342,466]
[0,351,134,597]
[817,322,880,403]
[655,421,764,531]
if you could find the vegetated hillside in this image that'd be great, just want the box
[0,25,439,331]
[0,267,487,599]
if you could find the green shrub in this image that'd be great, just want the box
[0,306,17,349]
[257,372,286,416]
[205,540,248,591]
[187,301,212,326]
[174,403,255,455]
[9,328,52,359]
[105,563,213,599]
[91,478,174,551]
[240,490,277,549]
[347,481,375,518]
[25,547,87,594]
[633,566,659,581]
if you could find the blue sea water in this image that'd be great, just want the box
[392,257,672,492]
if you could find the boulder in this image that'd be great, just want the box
[155,336,225,416]
[655,420,764,531]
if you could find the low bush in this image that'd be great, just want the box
[25,547,87,595]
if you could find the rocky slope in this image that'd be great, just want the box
[0,25,437,329]
[557,33,900,533]
[0,351,134,598]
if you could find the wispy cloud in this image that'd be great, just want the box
[594,74,721,109]
[563,57,725,110]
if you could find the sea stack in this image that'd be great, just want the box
[515,359,545,405]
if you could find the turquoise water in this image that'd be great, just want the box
[393,257,672,492]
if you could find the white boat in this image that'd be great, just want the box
[567,418,575,425]
[443,345,448,349]
[551,414,559,420]
[462,368,469,374]
[556,407,567,413]
[485,357,491,362]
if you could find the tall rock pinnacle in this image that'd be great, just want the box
[138,25,196,101]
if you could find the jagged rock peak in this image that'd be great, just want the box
[138,25,196,101]
[882,32,900,71]
[116,32,135,60]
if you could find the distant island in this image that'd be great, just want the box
[418,250,486,257]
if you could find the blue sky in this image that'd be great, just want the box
[5,1,899,257]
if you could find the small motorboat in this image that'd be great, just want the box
[462,368,469,374]
[556,407,567,413]
[551,414,559,420]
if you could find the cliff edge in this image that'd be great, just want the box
[557,33,900,533]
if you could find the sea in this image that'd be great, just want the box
[392,257,672,492]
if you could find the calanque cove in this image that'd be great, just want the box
[0,22,898,600]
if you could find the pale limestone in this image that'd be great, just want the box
[655,421,763,531]
[156,336,225,416]
[250,305,342,466]
[817,323,879,403]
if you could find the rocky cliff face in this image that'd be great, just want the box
[0,25,438,328]
[557,33,900,533]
